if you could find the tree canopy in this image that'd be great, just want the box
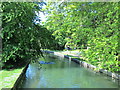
[44,2,119,72]
[1,2,58,68]
[1,2,119,73]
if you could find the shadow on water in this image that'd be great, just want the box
[18,54,119,88]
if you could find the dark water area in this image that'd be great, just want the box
[20,54,119,88]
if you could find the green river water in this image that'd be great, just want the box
[20,54,119,88]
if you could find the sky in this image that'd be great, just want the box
[35,11,46,24]
[34,4,47,25]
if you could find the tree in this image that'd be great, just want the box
[1,2,57,69]
[44,2,119,72]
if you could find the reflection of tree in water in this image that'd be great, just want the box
[20,54,118,88]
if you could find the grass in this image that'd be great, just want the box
[0,68,23,89]
[60,50,80,54]
[66,55,84,60]
[44,49,86,61]
[0,49,81,89]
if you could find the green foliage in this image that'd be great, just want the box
[44,2,119,73]
[1,2,58,68]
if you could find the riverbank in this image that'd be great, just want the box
[43,50,120,81]
[0,68,23,89]
[56,50,120,74]
[1,49,119,89]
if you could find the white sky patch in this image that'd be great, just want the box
[35,11,46,25]
[35,4,47,25]
[39,11,46,22]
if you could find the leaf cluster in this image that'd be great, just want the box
[44,2,119,73]
[1,2,58,69]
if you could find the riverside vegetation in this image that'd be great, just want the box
[0,1,119,88]
[44,2,119,73]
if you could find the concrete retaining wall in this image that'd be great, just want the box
[44,50,120,81]
[11,61,30,90]
[12,50,120,89]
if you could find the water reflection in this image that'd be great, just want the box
[21,54,119,88]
